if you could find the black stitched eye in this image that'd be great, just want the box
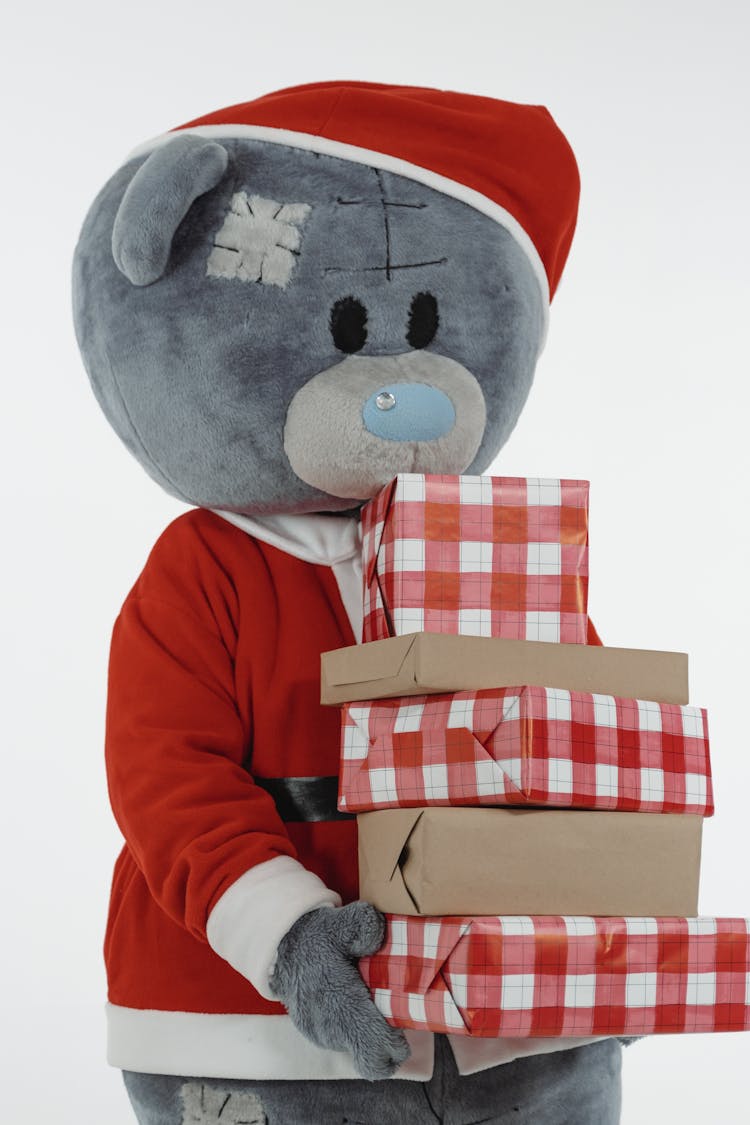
[407,290,436,346]
[406,292,439,349]
[330,297,368,354]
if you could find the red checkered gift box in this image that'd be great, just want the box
[338,688,713,815]
[360,474,589,643]
[361,914,750,1037]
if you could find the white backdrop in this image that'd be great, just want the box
[2,1,749,1121]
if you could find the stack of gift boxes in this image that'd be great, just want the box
[321,473,750,1039]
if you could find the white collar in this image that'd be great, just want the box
[210,508,361,567]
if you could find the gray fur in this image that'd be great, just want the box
[73,138,544,515]
[269,902,410,1081]
[112,134,229,286]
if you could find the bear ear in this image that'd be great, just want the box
[112,133,229,286]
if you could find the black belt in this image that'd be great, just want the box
[254,775,355,822]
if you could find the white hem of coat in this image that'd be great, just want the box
[109,1005,434,1080]
[108,1004,606,1080]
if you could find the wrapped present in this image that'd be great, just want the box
[361,914,750,1037]
[321,633,690,706]
[358,807,702,917]
[339,687,712,815]
[361,474,589,644]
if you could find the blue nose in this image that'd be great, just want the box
[362,383,456,442]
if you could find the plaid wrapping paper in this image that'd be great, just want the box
[339,687,713,815]
[360,915,750,1037]
[360,474,589,643]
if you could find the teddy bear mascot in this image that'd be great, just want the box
[72,81,623,1125]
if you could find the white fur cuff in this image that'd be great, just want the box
[206,856,341,999]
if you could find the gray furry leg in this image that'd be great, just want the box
[443,1039,622,1125]
[122,1072,186,1125]
[123,1068,432,1124]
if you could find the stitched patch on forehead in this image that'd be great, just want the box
[206,193,311,288]
[180,1080,266,1124]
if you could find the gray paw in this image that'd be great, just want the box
[270,902,410,1080]
[348,1019,411,1081]
[332,900,386,958]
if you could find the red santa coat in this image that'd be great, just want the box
[104,507,604,1078]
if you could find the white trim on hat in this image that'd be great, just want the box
[127,124,550,344]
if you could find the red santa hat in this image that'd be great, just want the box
[130,81,580,321]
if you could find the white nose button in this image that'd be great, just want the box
[375,391,396,411]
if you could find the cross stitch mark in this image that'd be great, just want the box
[323,259,447,275]
[336,196,427,209]
[375,170,393,280]
[325,169,444,279]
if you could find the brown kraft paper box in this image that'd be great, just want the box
[321,633,689,706]
[358,806,702,917]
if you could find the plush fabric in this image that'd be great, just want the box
[72,140,543,515]
[112,134,228,286]
[102,509,359,1025]
[205,191,311,289]
[361,382,456,441]
[269,901,410,1080]
[283,350,487,498]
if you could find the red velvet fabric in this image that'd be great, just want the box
[104,509,357,1014]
